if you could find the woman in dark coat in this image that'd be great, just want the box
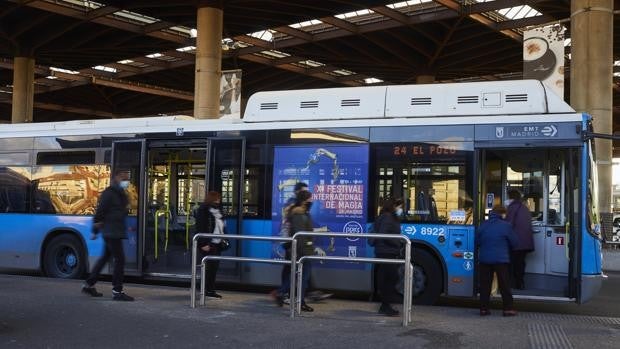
[505,189,534,290]
[288,190,315,312]
[373,198,404,316]
[477,205,519,316]
[196,191,226,299]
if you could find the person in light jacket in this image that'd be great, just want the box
[477,205,519,316]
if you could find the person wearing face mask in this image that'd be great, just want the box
[288,190,316,312]
[476,205,519,316]
[505,189,534,290]
[195,191,227,299]
[372,198,405,316]
[82,169,134,301]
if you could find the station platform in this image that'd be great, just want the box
[1,274,620,348]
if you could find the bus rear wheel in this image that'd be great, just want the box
[44,234,85,279]
[411,249,442,305]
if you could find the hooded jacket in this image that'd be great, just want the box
[476,212,519,264]
[93,184,128,239]
[505,200,535,251]
[289,205,315,256]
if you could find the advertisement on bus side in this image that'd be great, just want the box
[271,144,369,269]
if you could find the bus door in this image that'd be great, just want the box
[142,139,207,276]
[480,148,578,300]
[110,140,146,275]
[206,137,246,282]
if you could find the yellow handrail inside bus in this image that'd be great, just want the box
[153,209,168,259]
[164,157,172,252]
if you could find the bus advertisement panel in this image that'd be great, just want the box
[271,144,369,268]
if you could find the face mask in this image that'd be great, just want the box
[305,201,313,210]
[395,207,403,216]
[119,180,130,189]
[504,199,513,207]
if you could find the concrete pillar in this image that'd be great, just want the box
[194,4,223,119]
[416,75,435,84]
[570,0,614,213]
[11,56,35,123]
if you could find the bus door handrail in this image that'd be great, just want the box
[291,231,413,327]
[190,233,298,318]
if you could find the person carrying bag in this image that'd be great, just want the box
[195,191,227,299]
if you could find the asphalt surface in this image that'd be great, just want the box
[1,272,620,349]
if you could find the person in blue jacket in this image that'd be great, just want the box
[476,205,519,316]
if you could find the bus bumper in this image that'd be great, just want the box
[580,274,604,304]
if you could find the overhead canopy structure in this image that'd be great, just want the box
[0,0,616,127]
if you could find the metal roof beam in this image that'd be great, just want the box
[0,98,132,118]
[433,0,522,41]
[87,5,121,20]
[11,0,191,45]
[496,15,557,31]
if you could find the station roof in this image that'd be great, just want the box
[0,0,618,137]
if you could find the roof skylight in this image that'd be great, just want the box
[177,46,196,52]
[335,9,374,20]
[290,19,322,29]
[387,0,432,9]
[50,67,79,75]
[364,77,383,84]
[249,30,274,42]
[93,65,117,73]
[497,5,541,19]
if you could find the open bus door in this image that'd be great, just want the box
[136,137,245,280]
[110,139,146,276]
[206,137,246,282]
[478,147,580,302]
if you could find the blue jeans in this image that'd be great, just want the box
[279,261,312,304]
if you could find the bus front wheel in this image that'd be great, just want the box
[411,249,442,305]
[43,234,85,279]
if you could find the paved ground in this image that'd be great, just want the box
[1,273,620,349]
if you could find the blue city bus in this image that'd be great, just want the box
[0,80,603,304]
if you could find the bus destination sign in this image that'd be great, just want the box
[495,125,558,139]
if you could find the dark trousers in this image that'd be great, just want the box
[479,263,513,311]
[511,250,528,289]
[86,238,125,292]
[279,264,291,295]
[203,245,221,292]
[279,248,292,295]
[376,253,400,305]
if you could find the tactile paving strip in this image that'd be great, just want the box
[528,323,573,349]
[522,312,620,325]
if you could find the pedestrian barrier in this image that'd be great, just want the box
[190,233,298,318]
[292,231,413,327]
[190,232,413,326]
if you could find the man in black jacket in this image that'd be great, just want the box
[82,169,134,301]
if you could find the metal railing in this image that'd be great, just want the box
[292,231,413,327]
[190,231,413,326]
[190,233,298,318]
